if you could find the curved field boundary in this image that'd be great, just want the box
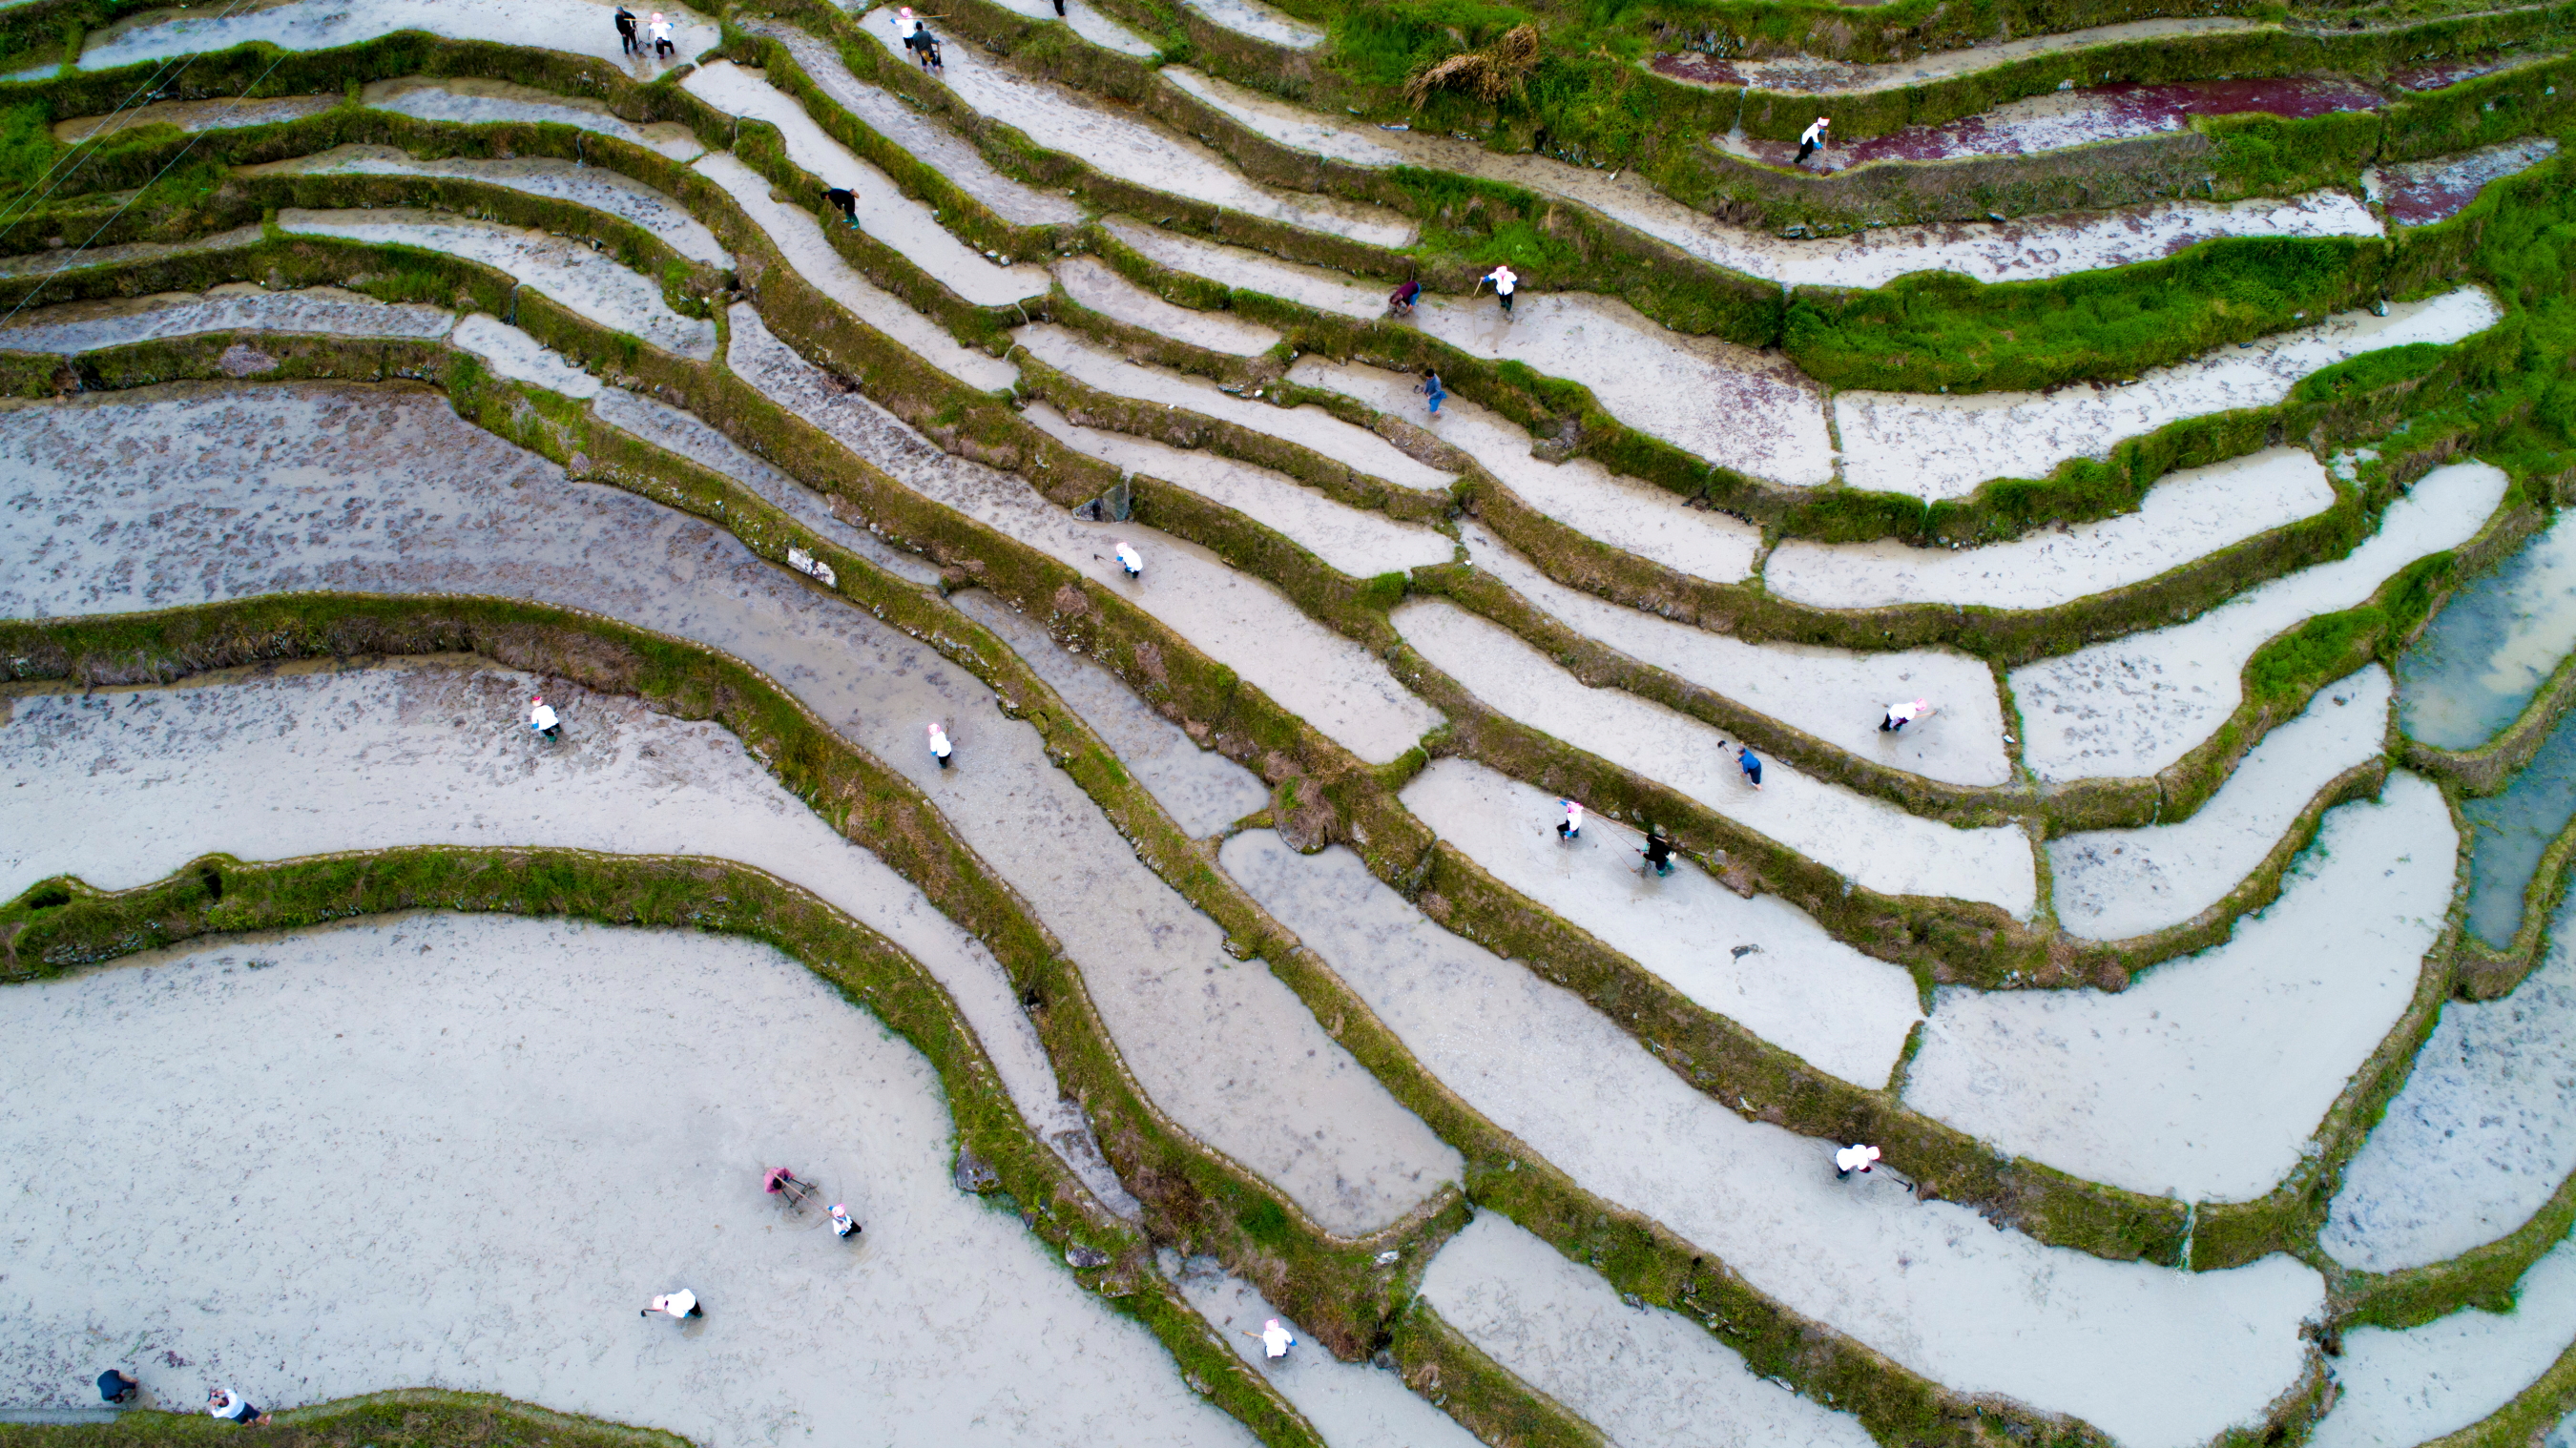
[0,594,2118,1448]
[0,835,1329,1447]
[0,63,2549,1266]
[0,260,2324,1289]
[0,1387,702,1447]
[0,112,2500,949]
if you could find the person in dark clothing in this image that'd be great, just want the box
[893,9,943,72]
[613,6,638,52]
[97,1370,138,1405]
[1640,830,1674,877]
[1053,0,1067,11]
[1387,279,1421,317]
[822,186,858,225]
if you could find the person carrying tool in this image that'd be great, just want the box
[1796,115,1830,166]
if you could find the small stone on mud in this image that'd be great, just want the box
[953,1150,1001,1193]
[1066,1244,1112,1269]
[217,343,278,377]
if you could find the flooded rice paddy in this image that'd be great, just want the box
[8,1,2573,1436]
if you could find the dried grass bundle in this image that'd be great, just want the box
[1402,23,1541,110]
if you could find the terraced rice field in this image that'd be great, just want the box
[2,0,2573,1443]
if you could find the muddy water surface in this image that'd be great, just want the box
[0,915,1251,1446]
[738,21,1082,227]
[0,381,1460,1235]
[2457,709,2576,949]
[361,75,709,160]
[1219,829,2322,1448]
[1650,17,2266,96]
[2371,136,2562,227]
[1721,76,2382,169]
[731,306,1444,765]
[0,283,453,353]
[2326,888,2576,1274]
[2397,507,2576,752]
[1166,66,2382,290]
[0,662,1137,1215]
[252,145,732,266]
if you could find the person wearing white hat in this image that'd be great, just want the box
[1834,1143,1880,1180]
[529,694,561,743]
[1555,798,1583,841]
[206,1388,269,1425]
[1880,698,1932,733]
[642,1290,701,1320]
[926,721,954,769]
[646,10,674,59]
[1797,115,1830,166]
[1114,541,1143,579]
[1476,262,1519,318]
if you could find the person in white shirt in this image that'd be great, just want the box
[646,11,674,59]
[1555,798,1583,841]
[926,721,954,769]
[1477,262,1519,317]
[1254,1318,1297,1358]
[1880,698,1931,733]
[1834,1143,1880,1180]
[1114,541,1143,579]
[529,694,561,743]
[206,1388,269,1425]
[642,1289,701,1320]
[1796,115,1830,166]
[830,1202,861,1239]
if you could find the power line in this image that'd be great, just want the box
[0,0,272,240]
[0,44,291,330]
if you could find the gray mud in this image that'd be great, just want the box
[54,92,336,142]
[362,76,709,161]
[1165,65,2380,290]
[946,589,1271,838]
[1019,400,1456,580]
[2326,887,2576,1273]
[0,661,1135,1216]
[731,307,1444,765]
[589,383,946,586]
[0,913,1249,1446]
[248,144,733,267]
[1163,1252,1476,1447]
[856,20,1415,248]
[67,0,717,78]
[1218,829,2323,1448]
[1057,255,1281,355]
[276,207,717,360]
[740,21,1083,228]
[0,381,1460,1236]
[0,283,454,354]
[1420,1212,1876,1448]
